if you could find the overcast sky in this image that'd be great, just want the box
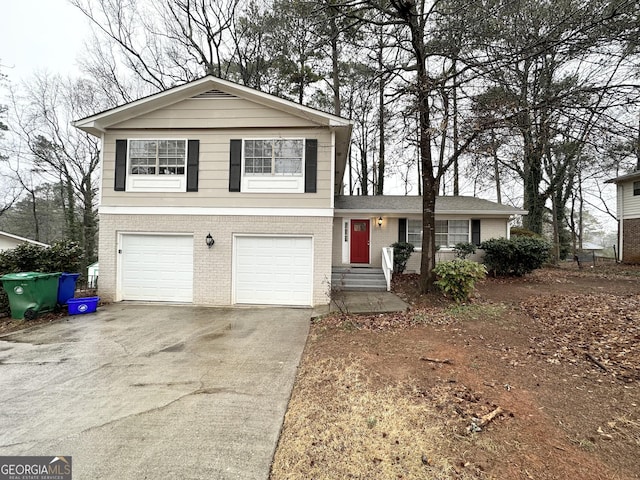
[1,0,90,82]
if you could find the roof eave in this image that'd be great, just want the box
[334,208,528,216]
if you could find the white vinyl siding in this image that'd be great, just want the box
[621,181,640,218]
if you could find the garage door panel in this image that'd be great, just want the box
[235,236,312,306]
[121,234,193,302]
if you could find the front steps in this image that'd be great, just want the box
[331,267,387,292]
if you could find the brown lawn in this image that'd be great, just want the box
[271,264,640,480]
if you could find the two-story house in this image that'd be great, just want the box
[606,170,640,263]
[75,75,524,307]
[74,76,352,307]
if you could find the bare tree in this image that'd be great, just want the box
[8,74,103,265]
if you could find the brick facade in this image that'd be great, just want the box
[98,214,333,306]
[622,218,640,264]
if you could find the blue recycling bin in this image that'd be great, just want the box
[57,273,80,305]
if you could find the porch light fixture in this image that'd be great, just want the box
[206,233,215,248]
[377,216,383,227]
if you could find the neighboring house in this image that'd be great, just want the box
[580,242,605,254]
[605,170,640,263]
[73,75,525,307]
[0,231,49,252]
[333,195,526,273]
[87,262,99,288]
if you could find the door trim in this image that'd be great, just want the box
[349,219,371,264]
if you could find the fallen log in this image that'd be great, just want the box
[585,353,607,372]
[467,406,504,432]
[420,356,453,364]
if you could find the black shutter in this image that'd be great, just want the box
[398,218,407,242]
[114,139,127,191]
[229,139,242,192]
[471,219,481,246]
[304,139,317,193]
[186,140,199,192]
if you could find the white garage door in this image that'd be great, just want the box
[120,234,193,302]
[234,236,313,306]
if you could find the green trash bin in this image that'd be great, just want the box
[1,272,62,320]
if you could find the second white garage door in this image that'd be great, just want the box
[120,234,193,302]
[234,236,313,306]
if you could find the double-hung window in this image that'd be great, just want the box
[435,220,469,247]
[125,139,189,192]
[129,140,186,175]
[634,181,640,196]
[407,219,423,247]
[242,139,305,193]
[405,219,470,248]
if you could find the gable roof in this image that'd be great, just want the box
[605,170,640,184]
[0,231,49,248]
[334,195,527,216]
[73,75,352,135]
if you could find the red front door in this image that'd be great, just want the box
[350,219,370,264]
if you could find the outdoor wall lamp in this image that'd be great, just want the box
[378,216,383,227]
[206,233,215,248]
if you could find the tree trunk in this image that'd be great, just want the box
[452,62,459,196]
[30,188,39,242]
[330,13,341,117]
[491,133,502,204]
[82,175,97,269]
[376,28,385,195]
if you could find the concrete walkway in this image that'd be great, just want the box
[313,291,410,316]
[0,304,310,480]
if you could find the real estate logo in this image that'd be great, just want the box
[0,456,72,480]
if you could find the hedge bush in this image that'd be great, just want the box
[0,240,84,316]
[391,242,415,274]
[453,242,476,259]
[433,259,487,303]
[480,237,550,276]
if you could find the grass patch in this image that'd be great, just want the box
[445,303,507,322]
[270,356,473,480]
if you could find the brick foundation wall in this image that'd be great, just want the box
[98,214,333,306]
[623,218,640,264]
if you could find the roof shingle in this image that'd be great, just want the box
[334,195,527,215]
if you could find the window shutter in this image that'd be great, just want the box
[471,219,481,246]
[229,139,242,192]
[304,139,317,193]
[115,139,127,191]
[398,218,407,242]
[186,140,200,192]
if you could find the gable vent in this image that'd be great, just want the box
[191,89,237,99]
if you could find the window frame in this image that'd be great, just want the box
[633,181,640,196]
[241,138,306,193]
[436,219,470,248]
[407,219,423,249]
[126,138,189,193]
[405,218,471,250]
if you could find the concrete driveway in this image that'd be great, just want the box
[0,304,310,479]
